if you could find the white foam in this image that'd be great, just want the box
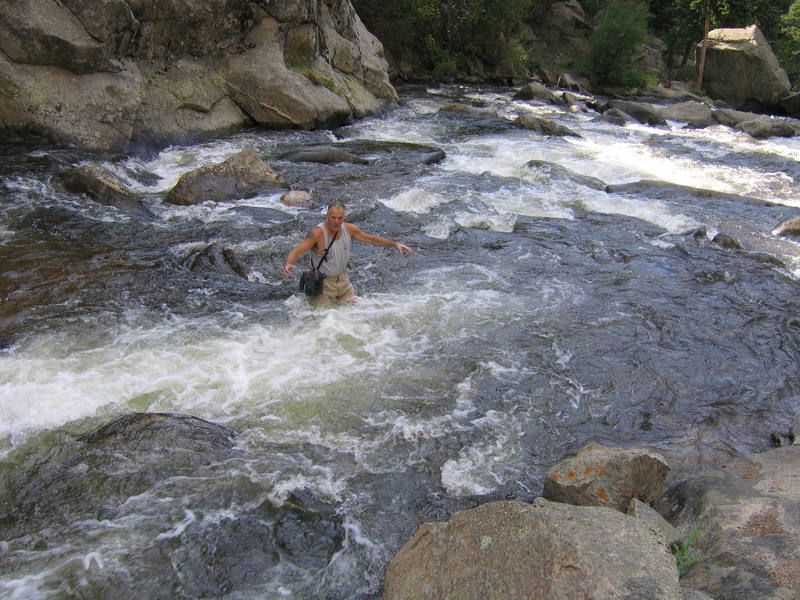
[584,192,700,233]
[382,188,450,214]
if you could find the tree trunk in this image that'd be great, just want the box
[696,8,712,90]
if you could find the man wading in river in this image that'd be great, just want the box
[283,202,414,304]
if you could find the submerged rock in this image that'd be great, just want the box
[58,163,154,218]
[80,412,236,449]
[438,103,499,119]
[524,159,607,190]
[181,242,250,278]
[0,413,345,599]
[772,215,800,237]
[606,180,772,206]
[278,145,370,164]
[1,413,236,533]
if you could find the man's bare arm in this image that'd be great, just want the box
[347,223,414,254]
[283,228,322,278]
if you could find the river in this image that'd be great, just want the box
[1,84,799,599]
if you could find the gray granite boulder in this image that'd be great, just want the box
[699,25,791,111]
[384,498,683,600]
[0,0,397,152]
[165,149,285,205]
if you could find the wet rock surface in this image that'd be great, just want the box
[165,148,285,205]
[58,163,155,218]
[0,413,346,599]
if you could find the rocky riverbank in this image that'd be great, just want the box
[384,442,800,600]
[4,412,800,600]
[0,0,397,153]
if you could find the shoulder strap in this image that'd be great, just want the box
[312,228,339,271]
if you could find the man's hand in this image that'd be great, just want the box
[394,242,414,254]
[283,262,296,279]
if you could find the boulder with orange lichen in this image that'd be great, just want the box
[542,443,669,512]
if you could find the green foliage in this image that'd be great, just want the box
[779,0,800,86]
[650,0,795,83]
[588,0,649,88]
[352,0,535,80]
[672,527,705,575]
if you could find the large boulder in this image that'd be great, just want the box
[607,99,668,126]
[659,101,715,128]
[698,25,791,112]
[736,117,796,139]
[383,498,683,600]
[543,443,670,512]
[514,115,580,137]
[165,149,285,205]
[0,0,398,153]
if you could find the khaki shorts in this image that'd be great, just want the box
[314,272,357,305]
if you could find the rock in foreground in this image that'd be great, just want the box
[383,498,682,600]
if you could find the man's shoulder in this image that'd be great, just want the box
[309,224,324,236]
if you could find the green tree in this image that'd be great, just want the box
[352,0,535,79]
[780,0,800,85]
[650,0,794,84]
[589,0,649,88]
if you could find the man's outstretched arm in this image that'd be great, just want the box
[347,224,414,254]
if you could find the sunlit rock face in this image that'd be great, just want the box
[698,25,791,112]
[0,0,398,152]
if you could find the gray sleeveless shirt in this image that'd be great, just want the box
[312,222,351,276]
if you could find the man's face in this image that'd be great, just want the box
[326,206,345,232]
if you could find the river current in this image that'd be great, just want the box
[1,85,800,598]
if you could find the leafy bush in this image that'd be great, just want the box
[589,0,649,88]
[672,527,705,575]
